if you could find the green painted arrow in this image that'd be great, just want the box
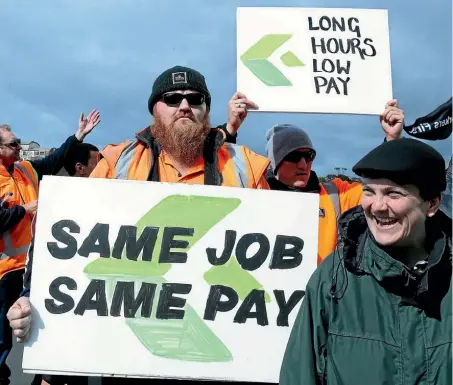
[281,51,305,67]
[83,194,273,363]
[84,195,241,362]
[240,34,304,87]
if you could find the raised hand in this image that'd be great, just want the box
[226,92,259,136]
[380,100,404,141]
[75,109,101,141]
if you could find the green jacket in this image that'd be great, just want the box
[280,206,452,385]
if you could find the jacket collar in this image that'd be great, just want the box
[0,163,16,177]
[135,126,157,148]
[266,170,321,193]
[134,126,226,185]
[337,206,450,301]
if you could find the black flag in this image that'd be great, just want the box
[403,97,452,140]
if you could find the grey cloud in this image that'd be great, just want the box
[0,0,450,175]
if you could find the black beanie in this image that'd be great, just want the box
[353,138,446,200]
[148,65,211,115]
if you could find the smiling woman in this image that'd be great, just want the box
[361,180,439,257]
[280,138,452,385]
[354,138,447,266]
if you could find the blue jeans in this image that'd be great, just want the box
[0,269,24,385]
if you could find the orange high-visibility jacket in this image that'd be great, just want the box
[0,161,38,278]
[91,128,270,189]
[317,178,363,264]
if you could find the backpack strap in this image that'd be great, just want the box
[323,181,340,220]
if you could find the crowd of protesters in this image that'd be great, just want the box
[0,65,451,385]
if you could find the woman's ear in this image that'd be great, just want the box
[426,196,441,217]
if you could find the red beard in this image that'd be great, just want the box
[151,114,211,167]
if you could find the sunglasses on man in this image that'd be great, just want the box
[283,150,316,164]
[2,138,21,148]
[161,92,205,107]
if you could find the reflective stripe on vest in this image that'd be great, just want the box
[115,140,137,179]
[114,141,249,187]
[2,230,30,258]
[0,162,38,259]
[323,181,340,220]
[15,163,38,194]
[225,144,248,188]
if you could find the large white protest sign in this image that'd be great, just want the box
[23,176,319,383]
[237,7,393,115]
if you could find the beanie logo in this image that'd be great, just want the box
[319,208,325,218]
[172,72,187,84]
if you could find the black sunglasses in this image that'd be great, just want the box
[3,139,21,148]
[283,150,316,164]
[161,92,205,107]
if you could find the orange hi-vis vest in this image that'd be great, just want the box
[0,161,38,279]
[91,128,270,189]
[317,178,363,265]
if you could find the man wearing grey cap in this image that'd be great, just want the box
[264,100,404,265]
[280,138,452,385]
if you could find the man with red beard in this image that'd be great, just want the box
[7,66,270,385]
[89,66,270,189]
[91,66,270,384]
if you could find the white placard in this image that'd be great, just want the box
[23,176,319,383]
[237,7,393,115]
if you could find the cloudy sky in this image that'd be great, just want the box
[1,0,451,176]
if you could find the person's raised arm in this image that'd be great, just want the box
[219,92,258,143]
[380,99,404,142]
[30,110,101,179]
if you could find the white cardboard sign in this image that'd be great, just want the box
[237,7,393,115]
[23,176,319,383]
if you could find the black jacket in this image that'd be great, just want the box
[266,169,321,194]
[0,205,26,233]
[28,134,81,181]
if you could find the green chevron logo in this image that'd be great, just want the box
[84,195,272,363]
[240,34,305,86]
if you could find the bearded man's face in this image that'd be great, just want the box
[151,90,210,166]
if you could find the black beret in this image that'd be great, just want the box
[148,65,211,115]
[353,138,446,200]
